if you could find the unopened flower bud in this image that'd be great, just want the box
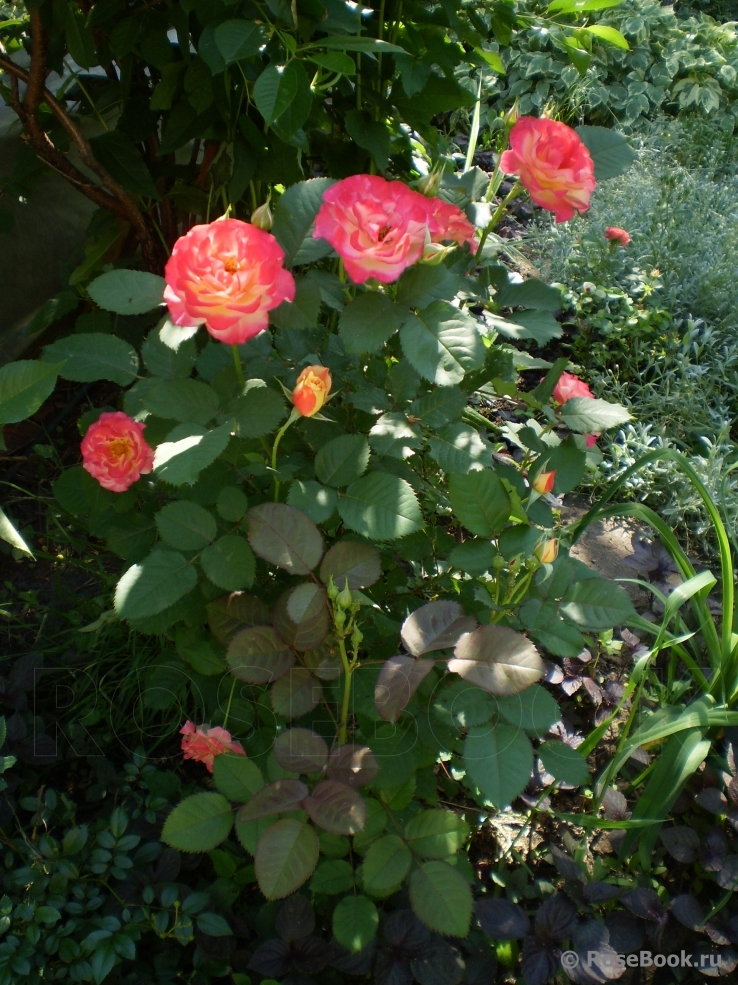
[535,539,558,564]
[326,576,339,601]
[417,171,441,197]
[532,470,556,495]
[251,201,273,231]
[351,625,363,649]
[334,607,346,631]
[292,365,332,418]
[337,579,352,610]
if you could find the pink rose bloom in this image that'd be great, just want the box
[552,371,594,404]
[425,198,478,249]
[500,117,596,223]
[164,219,295,345]
[313,174,432,284]
[585,433,600,448]
[80,411,154,493]
[605,226,630,246]
[180,721,246,773]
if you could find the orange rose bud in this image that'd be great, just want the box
[292,365,332,417]
[535,539,558,564]
[532,470,556,495]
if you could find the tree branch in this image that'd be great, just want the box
[0,14,163,271]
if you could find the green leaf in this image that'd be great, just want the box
[397,264,461,309]
[114,548,197,620]
[361,835,412,896]
[228,382,287,438]
[333,895,379,953]
[338,472,423,541]
[559,396,631,432]
[448,540,497,576]
[214,20,266,64]
[213,754,265,802]
[255,819,320,900]
[409,386,466,428]
[227,625,295,684]
[307,51,356,75]
[254,62,299,127]
[339,293,407,354]
[583,24,629,50]
[162,793,234,852]
[319,539,381,589]
[448,471,510,536]
[287,480,338,524]
[575,126,636,180]
[106,513,157,561]
[272,178,336,265]
[247,502,324,573]
[560,577,636,629]
[317,35,406,53]
[409,861,472,937]
[88,131,159,198]
[310,859,354,894]
[273,583,330,651]
[369,412,422,460]
[506,310,563,346]
[404,810,469,858]
[87,270,165,315]
[66,5,96,68]
[143,325,197,378]
[216,486,249,521]
[495,684,561,737]
[153,425,231,486]
[0,360,60,425]
[184,57,214,113]
[400,302,485,385]
[196,913,233,936]
[495,277,561,312]
[449,625,544,695]
[0,506,33,556]
[475,46,505,74]
[345,110,390,170]
[272,667,322,718]
[43,333,139,386]
[144,379,219,425]
[201,535,256,590]
[463,724,533,807]
[90,943,116,985]
[538,740,590,786]
[315,434,371,488]
[428,422,492,474]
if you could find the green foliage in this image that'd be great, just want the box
[493,0,738,128]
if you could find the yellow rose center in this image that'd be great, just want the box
[108,438,133,460]
[223,256,240,274]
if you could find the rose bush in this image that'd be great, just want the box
[0,134,647,982]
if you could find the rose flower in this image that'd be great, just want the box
[81,411,154,493]
[501,117,596,223]
[180,721,246,773]
[164,219,295,345]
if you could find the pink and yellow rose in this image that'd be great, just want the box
[313,174,476,284]
[80,411,154,493]
[164,219,295,345]
[180,721,246,773]
[501,117,596,223]
[292,365,332,418]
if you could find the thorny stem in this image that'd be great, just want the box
[338,636,353,745]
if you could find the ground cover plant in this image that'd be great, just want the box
[533,116,738,554]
